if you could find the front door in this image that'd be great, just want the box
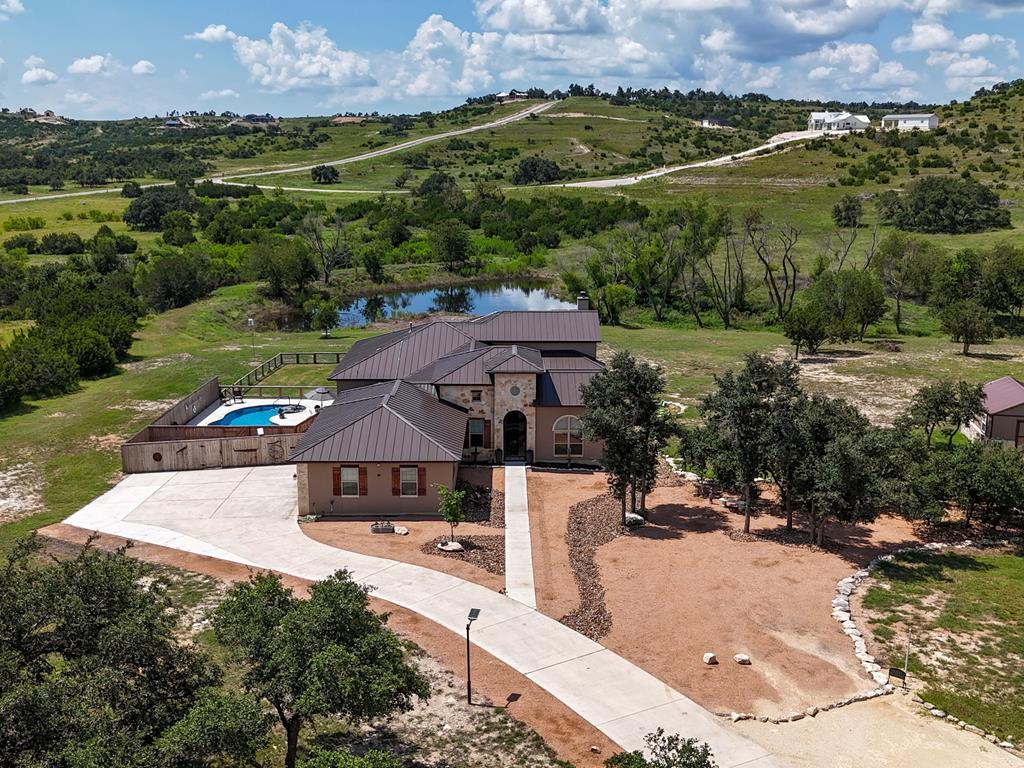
[503,411,527,460]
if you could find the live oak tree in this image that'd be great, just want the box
[907,379,984,445]
[213,570,429,768]
[693,354,798,533]
[0,537,268,768]
[940,299,995,355]
[310,164,340,184]
[604,729,717,768]
[581,351,679,523]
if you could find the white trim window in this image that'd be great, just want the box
[400,466,418,497]
[468,418,485,448]
[340,466,359,497]
[553,415,584,457]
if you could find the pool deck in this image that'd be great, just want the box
[190,397,330,428]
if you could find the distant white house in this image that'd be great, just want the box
[807,110,870,132]
[700,117,727,128]
[496,89,529,102]
[880,113,938,132]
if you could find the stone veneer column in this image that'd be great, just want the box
[493,374,537,455]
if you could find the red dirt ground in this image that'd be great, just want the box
[39,523,614,768]
[526,470,925,717]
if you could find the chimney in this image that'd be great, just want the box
[576,292,590,311]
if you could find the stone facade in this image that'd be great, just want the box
[493,373,537,457]
[438,384,496,461]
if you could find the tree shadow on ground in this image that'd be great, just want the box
[872,549,993,587]
[965,351,1015,361]
[799,349,872,365]
[639,501,730,536]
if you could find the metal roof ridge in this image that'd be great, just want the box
[383,384,462,460]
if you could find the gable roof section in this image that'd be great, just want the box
[290,380,468,463]
[460,310,601,343]
[485,345,544,373]
[536,371,596,406]
[983,376,1024,415]
[328,321,475,382]
[405,346,493,386]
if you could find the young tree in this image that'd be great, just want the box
[429,218,475,274]
[832,194,863,229]
[908,380,956,444]
[581,351,679,522]
[437,484,465,543]
[783,297,828,358]
[304,297,339,338]
[873,231,940,334]
[940,299,995,355]
[214,570,429,768]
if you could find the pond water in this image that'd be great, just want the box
[336,280,575,327]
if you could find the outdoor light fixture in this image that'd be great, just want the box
[466,608,481,704]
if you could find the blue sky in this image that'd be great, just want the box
[1,0,1021,118]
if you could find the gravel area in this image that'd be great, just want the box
[459,480,505,528]
[558,493,622,640]
[420,535,506,575]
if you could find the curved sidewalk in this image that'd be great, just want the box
[63,465,786,768]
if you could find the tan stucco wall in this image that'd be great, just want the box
[299,461,457,518]
[987,406,1024,444]
[438,384,496,461]
[534,406,603,464]
[493,373,537,456]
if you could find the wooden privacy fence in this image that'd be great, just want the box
[121,417,316,473]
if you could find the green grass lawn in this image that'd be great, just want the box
[256,363,338,388]
[862,549,1024,743]
[0,283,376,550]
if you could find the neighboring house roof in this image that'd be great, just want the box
[290,380,468,463]
[982,376,1024,415]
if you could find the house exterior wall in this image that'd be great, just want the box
[493,373,537,457]
[883,116,938,131]
[985,405,1024,446]
[534,406,603,464]
[299,461,457,518]
[438,384,496,461]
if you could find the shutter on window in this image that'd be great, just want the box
[358,466,368,496]
[332,466,341,496]
[484,420,492,449]
[391,467,400,496]
[417,466,427,496]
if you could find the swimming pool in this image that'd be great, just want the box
[210,404,305,427]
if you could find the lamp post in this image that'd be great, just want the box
[466,608,480,704]
[247,317,256,363]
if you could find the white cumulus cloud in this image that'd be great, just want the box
[231,22,375,91]
[67,54,111,75]
[131,59,155,75]
[475,0,608,33]
[0,0,24,21]
[23,54,45,68]
[64,90,95,104]
[186,23,236,43]
[200,88,240,99]
[22,66,57,85]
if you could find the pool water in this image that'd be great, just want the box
[211,405,302,427]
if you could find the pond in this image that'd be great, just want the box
[335,280,575,326]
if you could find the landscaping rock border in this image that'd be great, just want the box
[833,537,1022,755]
[559,493,621,640]
[420,535,505,575]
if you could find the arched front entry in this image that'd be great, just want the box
[503,410,527,461]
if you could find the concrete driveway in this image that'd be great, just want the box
[64,465,787,768]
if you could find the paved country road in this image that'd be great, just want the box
[0,101,557,206]
[558,130,825,188]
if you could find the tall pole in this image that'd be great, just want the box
[465,621,472,705]
[903,627,912,689]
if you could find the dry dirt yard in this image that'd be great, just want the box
[527,468,924,716]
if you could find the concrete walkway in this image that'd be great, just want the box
[503,464,536,608]
[64,466,786,768]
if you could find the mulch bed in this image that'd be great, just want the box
[559,493,622,640]
[420,535,505,575]
[458,481,505,528]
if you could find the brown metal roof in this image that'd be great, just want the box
[460,310,601,343]
[290,380,467,463]
[328,321,475,381]
[983,376,1024,415]
[536,370,598,406]
[542,352,604,371]
[485,345,544,374]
